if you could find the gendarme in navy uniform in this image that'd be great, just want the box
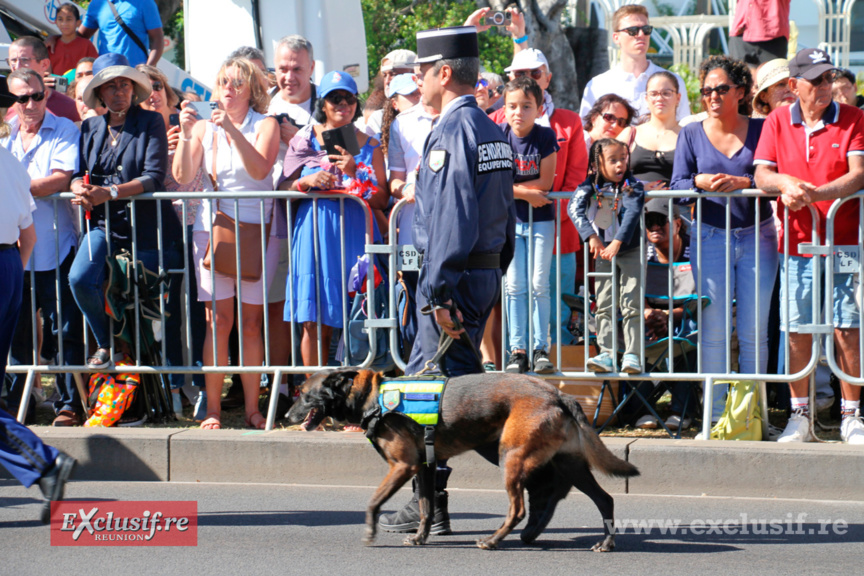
[405,26,515,377]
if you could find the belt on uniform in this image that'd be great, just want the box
[0,243,17,251]
[418,252,500,270]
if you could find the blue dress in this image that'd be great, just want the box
[285,136,380,327]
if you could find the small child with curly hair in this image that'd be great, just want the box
[569,138,645,373]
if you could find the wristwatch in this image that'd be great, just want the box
[109,184,119,199]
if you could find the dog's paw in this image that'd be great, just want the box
[476,538,499,550]
[591,536,615,552]
[403,534,426,546]
[362,527,377,546]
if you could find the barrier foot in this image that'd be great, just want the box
[265,369,282,431]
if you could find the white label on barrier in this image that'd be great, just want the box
[835,246,861,274]
[398,245,420,271]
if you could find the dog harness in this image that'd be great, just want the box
[362,376,447,467]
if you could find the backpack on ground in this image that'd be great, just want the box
[710,380,762,441]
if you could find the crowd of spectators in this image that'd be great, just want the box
[1,2,863,443]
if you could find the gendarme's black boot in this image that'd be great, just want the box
[378,478,452,535]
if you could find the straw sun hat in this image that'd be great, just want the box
[83,53,153,110]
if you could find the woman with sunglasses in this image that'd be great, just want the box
[670,55,778,428]
[173,57,281,430]
[280,71,388,381]
[623,71,681,190]
[137,64,209,417]
[581,93,636,154]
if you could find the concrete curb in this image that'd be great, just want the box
[4,428,862,501]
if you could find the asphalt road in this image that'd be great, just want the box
[2,480,862,576]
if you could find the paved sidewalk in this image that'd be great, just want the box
[3,428,862,501]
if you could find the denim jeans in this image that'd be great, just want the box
[506,221,555,352]
[690,219,779,419]
[69,228,185,388]
[549,252,577,345]
[7,249,84,414]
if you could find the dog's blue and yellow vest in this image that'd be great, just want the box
[378,378,446,425]
[362,376,447,466]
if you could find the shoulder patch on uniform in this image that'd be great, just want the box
[429,150,447,172]
[477,141,513,175]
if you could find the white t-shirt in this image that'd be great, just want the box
[387,104,436,178]
[267,93,314,128]
[580,60,691,121]
[198,109,275,231]
[0,147,36,244]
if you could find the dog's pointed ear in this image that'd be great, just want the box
[322,368,360,399]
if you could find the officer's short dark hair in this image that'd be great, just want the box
[503,76,543,107]
[432,57,480,88]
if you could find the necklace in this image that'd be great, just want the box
[108,118,126,147]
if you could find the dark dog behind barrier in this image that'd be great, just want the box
[287,368,639,551]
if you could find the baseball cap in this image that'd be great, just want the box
[386,73,418,98]
[381,49,416,72]
[318,70,358,98]
[788,48,836,81]
[504,48,549,72]
[645,198,680,218]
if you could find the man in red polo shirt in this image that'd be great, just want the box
[754,48,864,444]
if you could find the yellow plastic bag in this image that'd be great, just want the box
[84,355,140,427]
[710,380,762,441]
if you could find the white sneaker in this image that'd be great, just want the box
[635,414,658,429]
[840,410,864,445]
[776,410,814,443]
[665,414,692,430]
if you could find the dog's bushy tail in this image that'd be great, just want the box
[559,394,640,478]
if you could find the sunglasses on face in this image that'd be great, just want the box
[218,77,245,89]
[151,81,164,92]
[489,85,504,98]
[15,91,46,104]
[645,213,669,228]
[700,84,733,97]
[601,112,628,128]
[616,25,653,37]
[476,78,489,89]
[513,69,544,80]
[800,70,839,87]
[325,92,358,106]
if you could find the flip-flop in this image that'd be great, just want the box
[245,411,266,430]
[200,413,221,430]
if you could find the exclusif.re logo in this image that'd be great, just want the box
[50,501,198,546]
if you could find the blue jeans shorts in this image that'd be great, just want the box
[780,255,859,330]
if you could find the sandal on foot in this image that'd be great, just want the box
[200,413,221,430]
[245,411,266,430]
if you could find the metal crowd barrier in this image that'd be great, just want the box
[7,189,862,440]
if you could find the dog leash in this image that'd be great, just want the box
[416,301,483,376]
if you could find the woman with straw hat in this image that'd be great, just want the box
[751,58,796,118]
[68,53,183,372]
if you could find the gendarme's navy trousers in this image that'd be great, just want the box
[0,247,58,487]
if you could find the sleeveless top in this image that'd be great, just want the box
[630,142,675,185]
[196,108,275,232]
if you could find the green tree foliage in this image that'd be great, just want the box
[670,63,701,114]
[361,0,512,80]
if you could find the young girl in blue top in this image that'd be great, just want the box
[570,138,645,373]
[499,77,559,374]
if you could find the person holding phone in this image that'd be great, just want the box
[620,71,681,190]
[172,57,280,431]
[137,63,209,416]
[279,70,388,377]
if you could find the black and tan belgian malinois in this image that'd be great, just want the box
[287,368,639,551]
